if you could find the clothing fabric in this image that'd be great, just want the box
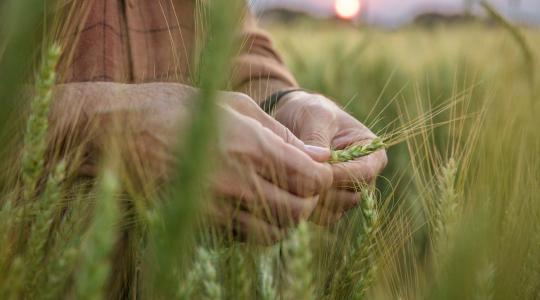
[60,0,298,101]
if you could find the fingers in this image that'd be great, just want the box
[332,150,388,189]
[212,167,319,229]
[310,209,343,226]
[208,201,285,245]
[261,119,331,163]
[255,127,333,197]
[223,93,331,162]
[247,176,320,228]
[296,103,338,148]
[320,189,360,213]
[275,94,339,149]
[310,189,360,225]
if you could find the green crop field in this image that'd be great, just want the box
[0,1,539,299]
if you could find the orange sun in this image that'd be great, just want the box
[335,0,361,20]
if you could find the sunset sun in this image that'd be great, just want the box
[335,0,362,20]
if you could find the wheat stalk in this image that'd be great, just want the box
[152,1,240,296]
[474,260,495,300]
[520,224,540,299]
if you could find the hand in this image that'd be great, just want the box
[274,91,387,225]
[51,83,333,244]
[208,104,332,244]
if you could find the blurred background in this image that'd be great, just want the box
[243,4,540,293]
[248,2,540,298]
[243,0,539,201]
[249,0,540,26]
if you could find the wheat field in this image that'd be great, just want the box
[0,1,539,299]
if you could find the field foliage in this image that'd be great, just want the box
[0,1,539,299]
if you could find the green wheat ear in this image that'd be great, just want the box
[330,138,386,164]
[21,43,61,200]
[284,221,314,299]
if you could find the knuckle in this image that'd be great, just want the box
[234,92,253,102]
[299,101,336,121]
[310,164,333,190]
[293,198,318,223]
[363,167,377,183]
[227,92,257,111]
[298,166,333,196]
[236,93,257,107]
[302,130,330,145]
[319,165,334,188]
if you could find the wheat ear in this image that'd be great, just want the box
[21,44,61,201]
[178,247,223,300]
[351,189,379,299]
[198,248,223,300]
[330,138,386,164]
[331,188,379,299]
[26,161,66,295]
[258,252,278,300]
[433,159,459,261]
[231,247,251,299]
[284,221,314,300]
[2,43,62,299]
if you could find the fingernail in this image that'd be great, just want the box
[304,145,331,162]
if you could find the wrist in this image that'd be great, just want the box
[259,88,304,115]
[274,90,310,111]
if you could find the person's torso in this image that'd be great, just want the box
[61,0,197,84]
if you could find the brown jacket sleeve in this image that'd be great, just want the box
[232,11,298,104]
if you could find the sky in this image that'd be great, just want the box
[249,0,540,27]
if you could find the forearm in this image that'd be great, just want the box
[48,82,199,178]
[51,82,198,115]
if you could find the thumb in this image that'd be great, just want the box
[294,112,338,162]
[298,111,338,149]
[298,129,334,162]
[258,112,331,163]
[223,93,331,162]
[278,99,339,150]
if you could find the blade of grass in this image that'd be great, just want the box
[151,0,243,297]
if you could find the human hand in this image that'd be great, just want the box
[208,104,333,244]
[50,83,333,244]
[274,91,387,224]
